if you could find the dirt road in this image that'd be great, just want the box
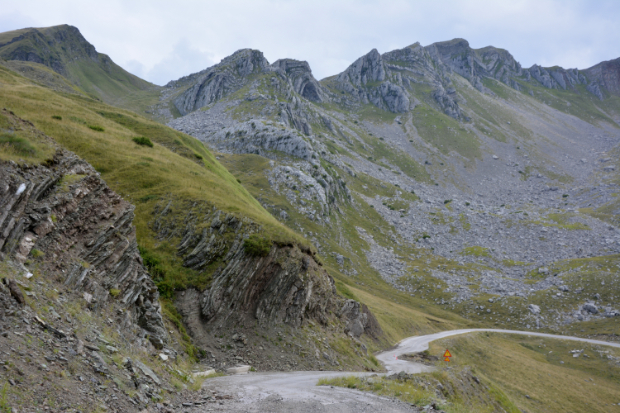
[189,329,620,412]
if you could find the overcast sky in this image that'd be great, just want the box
[1,0,619,86]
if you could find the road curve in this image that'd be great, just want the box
[194,329,620,412]
[377,328,620,373]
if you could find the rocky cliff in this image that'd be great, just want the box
[150,199,382,371]
[0,116,166,349]
[585,57,620,97]
[172,49,271,115]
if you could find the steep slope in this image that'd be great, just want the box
[0,109,174,411]
[0,59,389,381]
[0,25,154,103]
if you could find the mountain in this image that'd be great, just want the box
[154,42,620,409]
[0,24,153,103]
[160,39,620,338]
[2,25,620,412]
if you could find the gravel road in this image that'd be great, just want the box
[190,329,620,412]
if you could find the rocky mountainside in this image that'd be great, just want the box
[0,49,389,411]
[159,37,620,339]
[2,24,620,411]
[0,109,175,411]
[0,25,153,103]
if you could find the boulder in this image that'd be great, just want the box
[226,365,251,375]
[582,303,598,314]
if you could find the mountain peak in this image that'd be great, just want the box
[0,24,151,102]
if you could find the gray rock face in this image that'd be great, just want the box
[426,38,522,89]
[528,304,541,315]
[0,150,167,349]
[423,38,604,98]
[338,299,382,339]
[150,199,380,335]
[208,120,319,161]
[337,49,386,87]
[584,57,620,96]
[271,59,326,103]
[334,48,411,114]
[173,49,270,115]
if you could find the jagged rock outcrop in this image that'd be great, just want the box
[585,57,620,97]
[423,37,620,100]
[0,127,166,348]
[207,120,320,161]
[271,58,327,103]
[335,49,410,113]
[150,199,380,338]
[173,49,270,115]
[426,39,523,91]
[339,299,382,339]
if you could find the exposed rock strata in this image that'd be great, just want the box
[0,139,166,348]
[148,199,381,368]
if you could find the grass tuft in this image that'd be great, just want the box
[132,136,153,147]
[243,234,272,257]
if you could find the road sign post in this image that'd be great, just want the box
[443,349,452,362]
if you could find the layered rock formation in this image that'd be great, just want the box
[271,58,326,103]
[149,199,381,369]
[0,117,166,348]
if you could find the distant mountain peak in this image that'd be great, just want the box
[0,24,152,102]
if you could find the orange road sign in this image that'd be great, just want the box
[444,357,450,362]
[443,349,452,358]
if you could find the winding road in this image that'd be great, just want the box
[192,329,620,412]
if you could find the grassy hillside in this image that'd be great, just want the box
[0,25,154,104]
[0,62,308,295]
[430,332,620,413]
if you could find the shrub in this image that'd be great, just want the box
[0,133,36,156]
[194,153,203,159]
[31,249,45,258]
[88,125,104,132]
[51,115,62,120]
[109,288,121,298]
[139,194,158,203]
[243,234,272,257]
[132,136,153,147]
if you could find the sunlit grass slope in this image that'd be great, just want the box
[430,332,620,413]
[0,63,308,292]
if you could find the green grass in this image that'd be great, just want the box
[0,133,36,156]
[0,110,55,164]
[243,234,272,257]
[410,105,481,160]
[460,246,491,258]
[132,136,153,147]
[0,64,309,296]
[430,332,620,413]
[319,370,520,413]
